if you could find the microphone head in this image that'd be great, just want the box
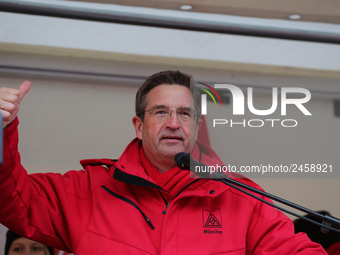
[174,152,190,170]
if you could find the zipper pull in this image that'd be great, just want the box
[144,216,155,230]
[162,203,171,215]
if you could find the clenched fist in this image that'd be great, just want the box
[0,81,31,128]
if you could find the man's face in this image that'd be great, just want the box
[133,84,201,169]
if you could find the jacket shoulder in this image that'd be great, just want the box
[80,158,118,169]
[68,158,119,192]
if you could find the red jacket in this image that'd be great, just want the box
[0,118,326,254]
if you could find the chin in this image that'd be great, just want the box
[162,147,185,158]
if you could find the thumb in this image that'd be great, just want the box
[18,81,32,100]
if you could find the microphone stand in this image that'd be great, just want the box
[174,152,340,234]
[211,172,340,234]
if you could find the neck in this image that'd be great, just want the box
[157,164,175,173]
[153,159,176,173]
[145,153,176,173]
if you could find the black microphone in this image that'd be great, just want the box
[174,152,191,170]
[174,152,212,178]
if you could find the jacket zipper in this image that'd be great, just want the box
[102,185,155,230]
[160,178,201,214]
[159,192,170,213]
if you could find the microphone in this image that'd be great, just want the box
[174,152,211,178]
[174,152,190,170]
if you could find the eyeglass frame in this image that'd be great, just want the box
[144,105,198,123]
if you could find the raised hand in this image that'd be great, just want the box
[0,81,31,128]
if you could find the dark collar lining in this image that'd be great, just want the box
[113,167,164,191]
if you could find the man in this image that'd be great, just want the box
[0,71,326,254]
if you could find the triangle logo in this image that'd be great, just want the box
[205,213,221,227]
[202,209,222,228]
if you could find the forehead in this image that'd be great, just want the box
[146,84,194,108]
[12,237,38,246]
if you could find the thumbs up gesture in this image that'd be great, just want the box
[0,81,31,128]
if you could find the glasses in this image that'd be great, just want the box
[144,106,197,123]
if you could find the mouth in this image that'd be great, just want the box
[161,136,183,141]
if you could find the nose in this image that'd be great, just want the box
[166,111,181,129]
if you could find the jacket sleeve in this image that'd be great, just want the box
[0,118,92,252]
[242,179,327,254]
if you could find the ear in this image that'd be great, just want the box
[132,116,143,140]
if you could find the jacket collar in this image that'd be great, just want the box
[110,138,233,188]
[111,138,158,187]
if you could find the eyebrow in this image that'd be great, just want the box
[150,105,192,111]
[11,243,25,247]
[149,105,167,111]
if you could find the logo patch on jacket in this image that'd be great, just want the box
[202,209,223,234]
